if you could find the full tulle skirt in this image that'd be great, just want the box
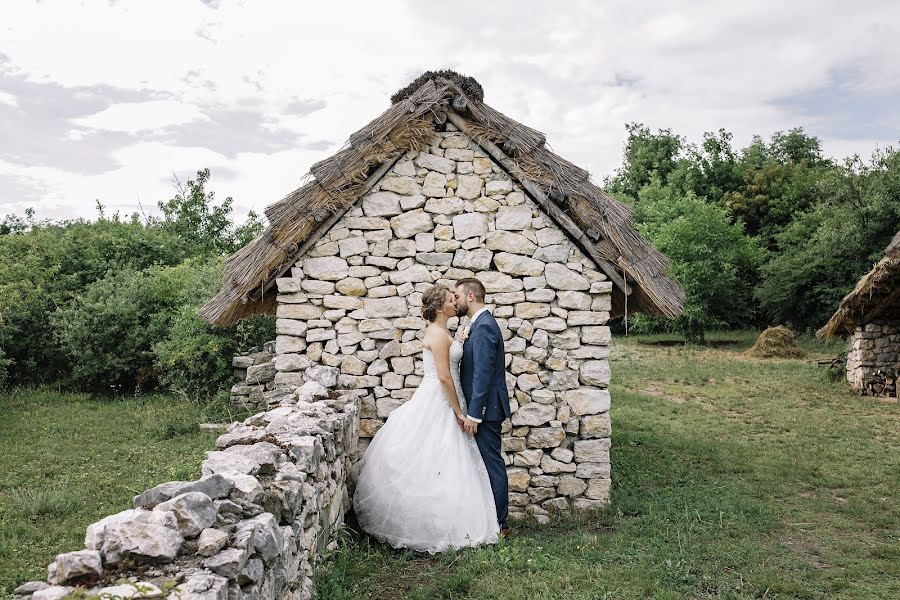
[352,375,499,553]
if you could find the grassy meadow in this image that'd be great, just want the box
[0,391,229,597]
[1,331,898,599]
[316,331,900,599]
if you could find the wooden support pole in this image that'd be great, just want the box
[445,110,632,295]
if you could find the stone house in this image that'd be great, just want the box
[818,231,900,398]
[201,71,684,519]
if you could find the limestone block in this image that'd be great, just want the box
[513,449,543,467]
[54,550,102,584]
[576,462,611,479]
[555,291,592,310]
[417,252,453,266]
[494,252,545,276]
[510,402,556,426]
[304,365,339,388]
[390,210,434,239]
[582,326,611,345]
[422,171,447,197]
[544,263,589,290]
[486,231,536,255]
[533,244,570,263]
[323,295,363,310]
[425,196,465,214]
[276,304,323,320]
[477,271,524,293]
[154,492,216,538]
[580,360,611,386]
[485,179,513,195]
[540,454,576,474]
[334,277,367,297]
[415,153,455,174]
[452,213,488,240]
[574,438,611,463]
[537,229,565,246]
[515,303,551,319]
[364,297,408,318]
[338,237,368,259]
[453,248,493,271]
[388,264,433,285]
[507,467,530,492]
[585,478,611,501]
[496,206,532,230]
[533,317,567,332]
[580,413,611,439]
[380,177,420,196]
[303,257,349,281]
[526,426,565,448]
[456,174,482,200]
[558,475,587,497]
[275,319,308,338]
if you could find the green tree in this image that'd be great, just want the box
[606,123,684,198]
[631,179,763,342]
[156,169,263,256]
[756,147,900,330]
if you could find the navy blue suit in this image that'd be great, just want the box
[460,311,510,530]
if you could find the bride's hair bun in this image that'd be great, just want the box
[421,284,450,322]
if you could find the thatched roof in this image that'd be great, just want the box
[200,73,686,326]
[817,231,900,338]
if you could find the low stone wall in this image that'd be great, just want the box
[230,342,279,413]
[846,319,900,394]
[13,382,360,600]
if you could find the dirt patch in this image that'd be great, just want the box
[746,326,805,359]
[638,383,685,403]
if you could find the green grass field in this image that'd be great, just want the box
[0,391,227,597]
[316,331,900,599]
[2,331,898,599]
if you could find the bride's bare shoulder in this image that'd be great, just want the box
[422,324,451,351]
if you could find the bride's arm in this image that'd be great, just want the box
[429,334,464,419]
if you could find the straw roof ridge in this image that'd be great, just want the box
[200,75,686,325]
[817,230,900,338]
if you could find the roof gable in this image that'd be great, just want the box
[200,76,685,325]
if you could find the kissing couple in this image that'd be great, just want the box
[352,277,512,552]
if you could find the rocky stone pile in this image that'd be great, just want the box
[271,126,614,521]
[14,381,360,600]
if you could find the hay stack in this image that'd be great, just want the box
[747,326,805,359]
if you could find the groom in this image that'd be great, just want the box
[455,277,511,537]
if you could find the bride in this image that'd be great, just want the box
[352,284,500,553]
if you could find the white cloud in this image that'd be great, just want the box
[71,100,210,134]
[0,90,17,107]
[1,0,899,222]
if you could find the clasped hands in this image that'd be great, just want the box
[455,412,478,435]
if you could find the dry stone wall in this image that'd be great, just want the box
[846,318,900,395]
[230,342,278,412]
[272,126,614,521]
[14,382,360,600]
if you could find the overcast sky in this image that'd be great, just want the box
[1,0,898,224]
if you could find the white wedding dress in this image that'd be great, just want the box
[352,339,499,553]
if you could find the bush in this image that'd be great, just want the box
[630,179,763,342]
[152,258,274,399]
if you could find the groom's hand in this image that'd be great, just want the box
[463,418,479,435]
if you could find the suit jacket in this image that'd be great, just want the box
[460,311,511,423]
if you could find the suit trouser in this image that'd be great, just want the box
[474,420,508,530]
